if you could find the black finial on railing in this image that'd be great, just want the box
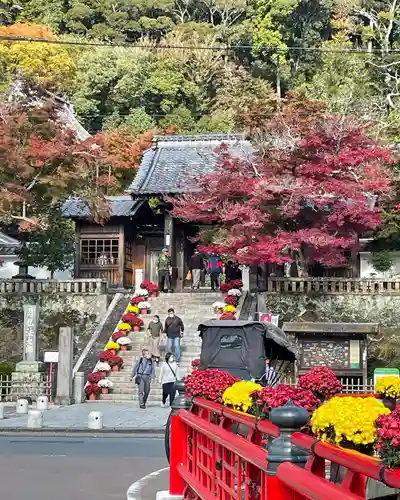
[266,401,310,474]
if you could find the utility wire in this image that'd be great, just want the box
[0,35,399,54]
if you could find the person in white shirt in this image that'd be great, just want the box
[159,352,179,407]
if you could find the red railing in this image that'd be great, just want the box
[169,397,400,500]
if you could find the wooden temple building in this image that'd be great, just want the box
[63,134,252,289]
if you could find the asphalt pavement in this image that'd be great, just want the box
[0,436,168,499]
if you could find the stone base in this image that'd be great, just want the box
[15,361,44,373]
[156,492,183,500]
[54,395,72,405]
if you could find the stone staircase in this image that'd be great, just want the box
[92,291,222,405]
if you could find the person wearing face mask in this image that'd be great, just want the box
[147,314,163,365]
[131,349,155,409]
[164,308,184,363]
[159,352,180,407]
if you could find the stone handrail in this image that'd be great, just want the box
[266,277,400,294]
[0,279,108,295]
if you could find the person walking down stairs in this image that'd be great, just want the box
[146,314,163,365]
[159,352,180,407]
[164,308,184,363]
[131,349,155,409]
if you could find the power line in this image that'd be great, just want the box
[0,34,399,54]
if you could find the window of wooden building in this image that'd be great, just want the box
[80,239,119,265]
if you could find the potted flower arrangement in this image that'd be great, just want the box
[229,279,243,290]
[94,361,111,373]
[85,383,101,401]
[137,289,149,297]
[219,312,236,320]
[312,396,390,456]
[117,322,132,331]
[224,295,239,307]
[116,336,132,351]
[138,301,151,314]
[98,378,114,394]
[105,341,121,355]
[98,350,115,362]
[87,372,105,384]
[375,376,400,411]
[148,283,159,297]
[298,366,343,402]
[111,331,125,341]
[140,280,153,289]
[185,368,239,403]
[223,305,236,314]
[131,316,144,332]
[251,385,320,419]
[127,304,140,314]
[130,296,142,305]
[220,283,232,294]
[121,312,138,326]
[376,407,400,468]
[228,288,241,297]
[223,380,262,413]
[212,301,225,314]
[109,355,123,372]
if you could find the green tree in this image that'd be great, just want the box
[17,213,75,277]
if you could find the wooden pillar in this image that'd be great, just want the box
[74,222,81,278]
[118,224,124,288]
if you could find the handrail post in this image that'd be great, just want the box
[266,401,310,499]
[169,379,191,497]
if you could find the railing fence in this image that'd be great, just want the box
[0,374,53,402]
[280,375,374,394]
[266,277,400,294]
[0,279,108,295]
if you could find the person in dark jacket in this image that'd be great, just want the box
[131,349,155,409]
[164,308,184,362]
[189,249,204,290]
[225,261,235,282]
[207,252,224,290]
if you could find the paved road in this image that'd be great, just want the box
[0,436,168,499]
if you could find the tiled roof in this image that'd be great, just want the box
[128,133,253,195]
[0,232,21,254]
[62,196,144,218]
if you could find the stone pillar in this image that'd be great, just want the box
[10,304,45,402]
[266,401,310,494]
[55,327,74,405]
[73,372,85,404]
[241,266,250,291]
[27,409,43,429]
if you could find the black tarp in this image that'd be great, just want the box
[198,320,297,380]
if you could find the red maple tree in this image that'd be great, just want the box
[171,116,393,274]
[0,101,152,229]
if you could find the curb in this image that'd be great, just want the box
[0,427,165,435]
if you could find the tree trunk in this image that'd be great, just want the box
[50,270,55,279]
[294,250,308,278]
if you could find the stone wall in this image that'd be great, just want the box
[263,293,400,372]
[0,294,108,364]
[263,293,400,327]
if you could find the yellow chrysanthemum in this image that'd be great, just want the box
[126,305,139,314]
[375,376,400,398]
[311,396,390,450]
[223,305,236,313]
[105,341,120,350]
[222,380,261,413]
[117,322,131,331]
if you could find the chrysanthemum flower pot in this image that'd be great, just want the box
[101,388,109,394]
[88,393,97,401]
[111,365,121,372]
[121,345,128,351]
[140,308,148,314]
[133,326,141,332]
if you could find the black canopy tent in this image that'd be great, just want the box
[198,320,297,381]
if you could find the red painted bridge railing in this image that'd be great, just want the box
[168,387,400,500]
